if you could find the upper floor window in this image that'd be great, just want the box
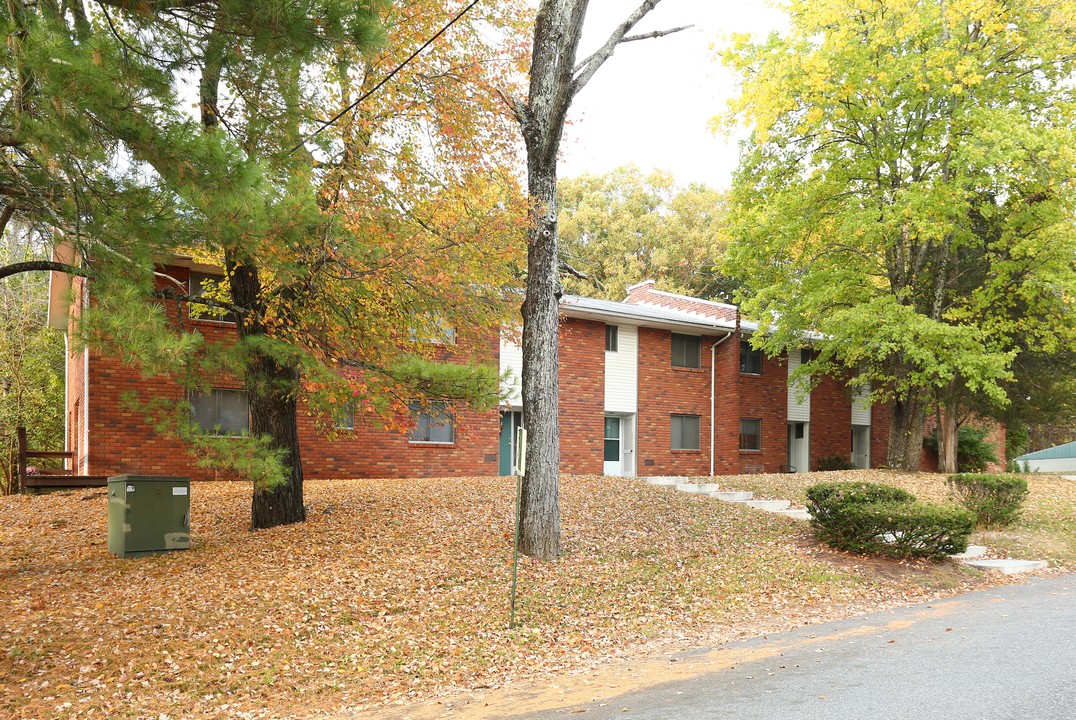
[189,272,238,324]
[408,401,455,444]
[605,324,619,352]
[740,341,762,375]
[800,347,814,365]
[189,389,249,436]
[671,333,701,369]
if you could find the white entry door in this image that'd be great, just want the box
[852,425,871,469]
[787,422,810,473]
[604,416,622,475]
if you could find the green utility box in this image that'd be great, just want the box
[107,475,191,558]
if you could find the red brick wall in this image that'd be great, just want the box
[712,336,742,475]
[871,403,892,469]
[736,347,789,473]
[810,374,853,469]
[635,327,716,476]
[557,318,605,475]
[80,264,504,480]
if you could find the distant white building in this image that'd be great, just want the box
[1014,441,1076,474]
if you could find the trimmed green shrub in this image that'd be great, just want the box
[948,473,1030,528]
[818,501,976,559]
[806,481,915,525]
[806,481,974,559]
[816,456,855,471]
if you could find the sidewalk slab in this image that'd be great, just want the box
[951,545,988,559]
[962,559,1048,574]
[677,483,722,494]
[645,476,685,486]
[735,499,792,512]
[710,491,754,501]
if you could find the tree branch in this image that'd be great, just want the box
[570,0,681,98]
[153,286,247,316]
[0,260,86,281]
[620,25,692,43]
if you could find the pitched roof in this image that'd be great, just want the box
[1015,440,1076,461]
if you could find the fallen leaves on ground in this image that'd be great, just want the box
[0,471,1053,719]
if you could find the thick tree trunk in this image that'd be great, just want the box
[937,404,959,474]
[520,154,563,560]
[516,0,669,559]
[887,393,928,470]
[227,256,306,529]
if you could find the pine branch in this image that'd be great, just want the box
[0,260,86,281]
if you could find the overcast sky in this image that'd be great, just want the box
[556,0,787,190]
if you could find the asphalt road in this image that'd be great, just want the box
[509,575,1076,720]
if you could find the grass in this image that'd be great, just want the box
[0,471,1062,719]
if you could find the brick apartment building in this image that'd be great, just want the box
[49,262,894,480]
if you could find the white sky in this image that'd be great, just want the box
[558,0,787,190]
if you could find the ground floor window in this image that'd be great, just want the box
[671,414,700,450]
[739,418,761,450]
[409,401,455,443]
[190,389,249,435]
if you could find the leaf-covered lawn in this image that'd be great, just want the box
[719,469,1076,568]
[0,473,1039,719]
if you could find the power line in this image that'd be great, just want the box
[290,0,484,155]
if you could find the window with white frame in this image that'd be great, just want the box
[408,401,455,443]
[189,389,249,435]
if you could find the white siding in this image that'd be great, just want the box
[500,334,523,406]
[851,383,872,426]
[605,325,638,412]
[787,349,810,422]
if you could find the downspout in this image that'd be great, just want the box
[710,332,734,476]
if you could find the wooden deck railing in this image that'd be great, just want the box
[14,427,108,490]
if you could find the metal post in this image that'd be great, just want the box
[509,427,527,628]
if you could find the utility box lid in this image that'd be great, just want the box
[107,475,191,558]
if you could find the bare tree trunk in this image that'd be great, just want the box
[887,393,927,470]
[937,403,959,474]
[514,0,676,561]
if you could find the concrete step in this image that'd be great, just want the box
[645,476,686,486]
[677,482,722,494]
[733,499,792,512]
[774,508,811,520]
[950,545,988,559]
[710,491,754,502]
[961,559,1049,575]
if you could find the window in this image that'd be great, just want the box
[189,272,238,324]
[605,324,619,352]
[604,416,621,461]
[800,347,814,365]
[409,316,456,345]
[190,389,249,435]
[739,418,761,451]
[672,333,701,369]
[740,341,762,375]
[408,401,455,443]
[335,404,355,430]
[671,414,700,450]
